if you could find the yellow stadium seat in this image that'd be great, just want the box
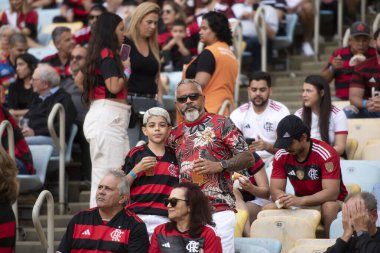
[250,216,315,253]
[332,100,350,110]
[345,138,358,160]
[234,208,249,237]
[257,209,321,230]
[287,244,333,253]
[347,119,380,159]
[362,139,380,160]
[345,183,361,194]
[295,238,336,247]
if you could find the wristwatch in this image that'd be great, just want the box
[356,230,368,237]
[220,160,228,172]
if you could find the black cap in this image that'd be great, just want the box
[274,115,306,149]
[351,21,370,37]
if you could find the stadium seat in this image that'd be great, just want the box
[250,216,315,253]
[17,145,54,193]
[235,243,270,253]
[341,160,380,193]
[287,244,332,253]
[49,124,78,165]
[234,238,282,253]
[28,47,58,60]
[257,209,321,230]
[330,210,380,239]
[235,208,249,237]
[345,183,361,194]
[295,238,336,247]
[345,138,358,160]
[361,139,380,160]
[347,118,380,159]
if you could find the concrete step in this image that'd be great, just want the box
[300,61,326,71]
[21,227,66,242]
[79,191,90,203]
[271,93,302,103]
[273,76,305,87]
[16,241,60,253]
[19,202,89,219]
[21,214,72,228]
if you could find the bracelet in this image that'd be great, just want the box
[362,99,367,109]
[129,170,137,179]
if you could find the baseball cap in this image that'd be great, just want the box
[351,21,370,37]
[143,107,171,125]
[274,115,306,149]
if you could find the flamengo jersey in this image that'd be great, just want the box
[149,223,222,253]
[124,145,179,216]
[272,138,347,201]
[230,99,290,159]
[294,105,348,146]
[57,208,149,253]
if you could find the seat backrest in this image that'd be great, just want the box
[65,124,78,163]
[257,209,321,230]
[251,216,315,253]
[235,244,270,253]
[235,238,282,253]
[341,160,380,193]
[287,245,331,253]
[36,8,61,43]
[29,145,54,184]
[0,1,10,10]
[295,239,336,247]
[235,209,249,237]
[345,138,358,160]
[362,140,380,160]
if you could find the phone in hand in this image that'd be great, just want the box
[120,44,131,61]
[245,138,256,145]
[372,87,380,98]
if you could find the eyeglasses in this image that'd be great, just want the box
[176,93,201,103]
[71,55,85,61]
[163,198,188,207]
[162,9,173,14]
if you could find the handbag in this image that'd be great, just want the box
[128,96,159,128]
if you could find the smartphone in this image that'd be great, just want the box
[245,138,256,145]
[372,87,380,98]
[120,44,131,61]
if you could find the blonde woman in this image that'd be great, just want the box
[0,147,18,253]
[124,2,163,147]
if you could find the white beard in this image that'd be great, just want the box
[184,110,200,122]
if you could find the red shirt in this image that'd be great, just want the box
[350,56,380,99]
[324,46,376,99]
[74,26,91,46]
[41,53,71,79]
[149,223,222,253]
[168,113,249,211]
[0,10,38,39]
[272,138,347,201]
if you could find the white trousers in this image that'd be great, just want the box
[137,214,169,240]
[213,210,236,253]
[83,99,131,207]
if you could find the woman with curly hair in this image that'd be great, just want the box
[182,11,238,116]
[0,147,18,253]
[149,182,222,253]
[80,12,131,207]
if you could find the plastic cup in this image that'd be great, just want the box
[145,166,155,176]
[192,170,204,185]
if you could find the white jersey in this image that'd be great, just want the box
[230,99,290,159]
[294,105,348,146]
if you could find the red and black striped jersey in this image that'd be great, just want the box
[272,138,347,201]
[41,53,71,79]
[0,202,16,253]
[57,207,149,253]
[124,145,179,217]
[149,223,222,253]
[350,56,380,99]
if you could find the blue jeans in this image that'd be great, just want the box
[343,108,380,118]
[16,158,29,175]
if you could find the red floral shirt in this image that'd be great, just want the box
[168,113,249,211]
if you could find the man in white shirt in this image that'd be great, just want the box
[230,71,289,164]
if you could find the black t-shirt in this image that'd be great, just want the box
[8,81,37,110]
[124,37,159,95]
[185,49,215,78]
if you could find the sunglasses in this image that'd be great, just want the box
[163,198,187,207]
[176,93,201,103]
[89,15,99,20]
[71,55,85,61]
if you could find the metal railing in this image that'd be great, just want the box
[218,99,232,116]
[314,0,320,61]
[337,0,343,47]
[361,0,366,23]
[47,103,66,215]
[32,190,54,253]
[0,120,18,239]
[254,6,267,71]
[230,20,243,105]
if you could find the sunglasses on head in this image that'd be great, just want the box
[176,93,201,103]
[163,198,187,207]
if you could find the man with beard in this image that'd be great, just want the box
[264,115,347,237]
[167,79,255,253]
[230,71,289,164]
[347,28,380,118]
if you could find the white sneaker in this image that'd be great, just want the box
[302,42,315,56]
